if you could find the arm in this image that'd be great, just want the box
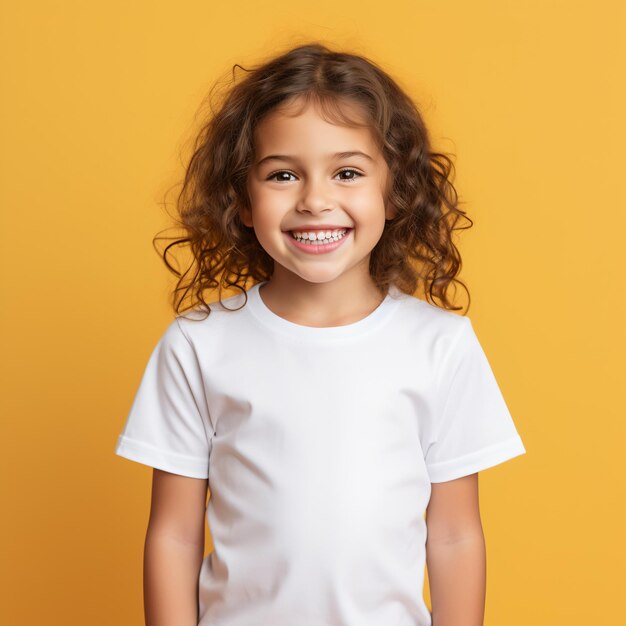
[425,473,486,626]
[144,469,209,626]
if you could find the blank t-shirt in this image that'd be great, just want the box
[115,281,526,626]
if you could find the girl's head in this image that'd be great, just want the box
[160,42,472,315]
[242,94,395,292]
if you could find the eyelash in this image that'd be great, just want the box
[266,168,364,183]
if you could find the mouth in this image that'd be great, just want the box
[286,227,352,245]
[283,227,353,255]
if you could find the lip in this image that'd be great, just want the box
[284,228,352,255]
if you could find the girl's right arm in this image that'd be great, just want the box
[143,468,209,626]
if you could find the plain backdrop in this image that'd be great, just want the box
[1,1,624,624]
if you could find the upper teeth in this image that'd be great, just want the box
[291,229,348,243]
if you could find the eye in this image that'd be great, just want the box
[266,171,297,182]
[265,168,364,183]
[336,168,363,182]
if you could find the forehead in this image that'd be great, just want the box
[252,97,380,156]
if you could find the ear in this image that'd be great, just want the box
[385,201,397,221]
[239,203,253,228]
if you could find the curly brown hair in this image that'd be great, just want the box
[155,41,473,318]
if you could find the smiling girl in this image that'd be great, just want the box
[115,42,526,626]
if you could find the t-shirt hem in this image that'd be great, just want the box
[114,435,209,479]
[426,434,526,483]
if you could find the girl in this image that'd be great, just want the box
[115,42,526,626]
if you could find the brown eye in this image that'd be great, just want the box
[336,168,363,181]
[266,171,296,182]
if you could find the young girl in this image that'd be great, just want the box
[115,42,526,626]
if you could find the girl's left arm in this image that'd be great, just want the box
[425,473,486,626]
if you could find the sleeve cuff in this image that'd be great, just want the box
[114,435,209,479]
[426,434,526,483]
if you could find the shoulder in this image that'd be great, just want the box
[173,288,254,347]
[382,288,476,380]
[390,287,471,343]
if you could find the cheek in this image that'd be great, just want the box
[247,189,278,225]
[248,200,284,246]
[252,186,291,214]
[351,190,387,225]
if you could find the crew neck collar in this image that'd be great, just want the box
[246,281,403,342]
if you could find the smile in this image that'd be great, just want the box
[284,228,352,254]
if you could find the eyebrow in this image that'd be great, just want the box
[255,151,374,167]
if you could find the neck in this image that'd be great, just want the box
[258,266,386,328]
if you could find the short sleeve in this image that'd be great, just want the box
[425,316,526,483]
[114,318,213,479]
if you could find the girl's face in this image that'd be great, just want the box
[243,97,395,289]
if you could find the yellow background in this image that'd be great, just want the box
[1,1,624,624]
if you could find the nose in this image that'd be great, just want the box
[296,176,337,214]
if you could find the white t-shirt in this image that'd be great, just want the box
[115,281,526,626]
